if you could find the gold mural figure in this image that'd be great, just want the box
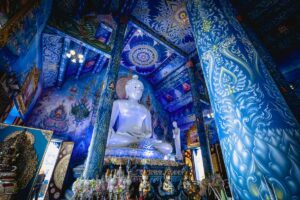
[0,129,37,195]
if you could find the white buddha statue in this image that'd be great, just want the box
[107,75,172,155]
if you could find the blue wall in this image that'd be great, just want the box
[0,0,53,119]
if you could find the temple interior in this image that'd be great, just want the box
[0,0,300,200]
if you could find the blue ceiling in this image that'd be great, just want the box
[121,22,182,76]
[132,0,196,54]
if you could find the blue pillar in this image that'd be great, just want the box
[186,60,213,176]
[240,23,300,121]
[57,38,70,87]
[75,47,89,79]
[187,0,300,199]
[83,19,127,179]
[219,0,300,121]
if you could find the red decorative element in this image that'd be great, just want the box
[165,94,173,101]
[186,60,194,68]
[120,16,129,24]
[278,25,289,34]
[182,83,191,92]
[85,60,95,68]
[280,86,288,93]
[69,87,77,93]
[236,15,243,22]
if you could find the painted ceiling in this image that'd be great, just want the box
[131,0,196,54]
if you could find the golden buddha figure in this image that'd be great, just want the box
[162,169,175,194]
[139,169,151,197]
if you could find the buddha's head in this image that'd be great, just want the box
[125,75,144,101]
[165,170,172,181]
[172,121,178,128]
[142,169,149,181]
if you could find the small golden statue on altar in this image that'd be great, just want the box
[162,169,175,194]
[182,170,201,200]
[139,169,151,198]
[183,170,193,194]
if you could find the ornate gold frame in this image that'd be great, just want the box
[187,124,200,148]
[0,0,40,47]
[16,66,40,116]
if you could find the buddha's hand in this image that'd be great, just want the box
[144,131,152,138]
[108,128,115,138]
[128,131,143,138]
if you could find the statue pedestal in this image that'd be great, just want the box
[105,147,165,159]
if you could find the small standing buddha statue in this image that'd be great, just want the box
[139,169,151,198]
[162,169,175,194]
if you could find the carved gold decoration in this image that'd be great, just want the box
[16,66,40,115]
[54,155,71,190]
[104,156,183,167]
[53,142,74,190]
[41,130,53,141]
[187,124,200,148]
[1,130,38,189]
[4,130,35,144]
[0,0,40,47]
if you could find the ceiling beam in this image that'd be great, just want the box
[47,25,111,58]
[129,16,188,57]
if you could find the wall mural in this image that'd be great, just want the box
[26,73,102,165]
[42,33,63,88]
[132,0,195,54]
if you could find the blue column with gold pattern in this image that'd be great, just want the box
[186,61,213,175]
[83,19,127,179]
[187,0,300,199]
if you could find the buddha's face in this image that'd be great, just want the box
[125,76,144,101]
[172,121,177,128]
[142,175,148,181]
[166,175,171,181]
